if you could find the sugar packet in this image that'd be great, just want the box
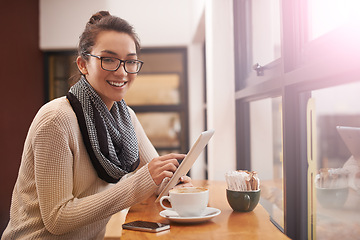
[315,168,349,188]
[225,170,260,191]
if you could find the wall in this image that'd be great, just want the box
[205,0,236,180]
[40,0,204,49]
[0,0,43,233]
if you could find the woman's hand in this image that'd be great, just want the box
[148,153,186,185]
[174,175,193,188]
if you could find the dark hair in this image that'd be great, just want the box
[78,11,141,60]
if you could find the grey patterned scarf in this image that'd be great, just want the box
[66,76,139,183]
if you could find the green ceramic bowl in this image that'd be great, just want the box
[316,187,349,208]
[226,189,261,212]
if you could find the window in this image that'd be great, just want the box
[233,0,282,91]
[234,0,360,239]
[250,97,284,230]
[308,0,360,40]
[310,82,360,240]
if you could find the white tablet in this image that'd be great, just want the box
[155,129,215,202]
[336,126,360,162]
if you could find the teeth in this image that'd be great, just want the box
[108,81,126,87]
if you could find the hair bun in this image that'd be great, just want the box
[88,11,110,25]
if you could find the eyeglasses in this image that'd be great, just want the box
[86,53,144,73]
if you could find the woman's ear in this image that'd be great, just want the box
[76,56,88,75]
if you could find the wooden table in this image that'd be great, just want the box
[104,180,290,240]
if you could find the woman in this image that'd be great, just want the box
[2,11,190,239]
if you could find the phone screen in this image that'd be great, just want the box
[122,221,170,233]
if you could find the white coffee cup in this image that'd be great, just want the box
[160,187,209,217]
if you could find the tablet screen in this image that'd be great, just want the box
[155,129,215,202]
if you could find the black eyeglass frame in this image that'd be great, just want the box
[86,53,144,74]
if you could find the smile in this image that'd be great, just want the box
[107,81,127,87]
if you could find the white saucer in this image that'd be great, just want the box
[160,207,221,223]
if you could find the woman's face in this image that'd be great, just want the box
[77,31,138,110]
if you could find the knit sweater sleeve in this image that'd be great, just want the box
[32,106,158,235]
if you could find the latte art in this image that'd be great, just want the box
[171,187,208,194]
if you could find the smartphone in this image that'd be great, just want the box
[122,221,170,233]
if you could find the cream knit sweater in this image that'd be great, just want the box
[2,97,160,239]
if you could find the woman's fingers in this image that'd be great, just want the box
[180,175,192,183]
[148,153,186,185]
[157,153,186,162]
[174,175,193,188]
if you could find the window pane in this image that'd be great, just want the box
[311,82,360,240]
[124,74,180,106]
[49,54,77,100]
[308,0,360,40]
[251,0,281,66]
[136,112,181,149]
[250,97,284,229]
